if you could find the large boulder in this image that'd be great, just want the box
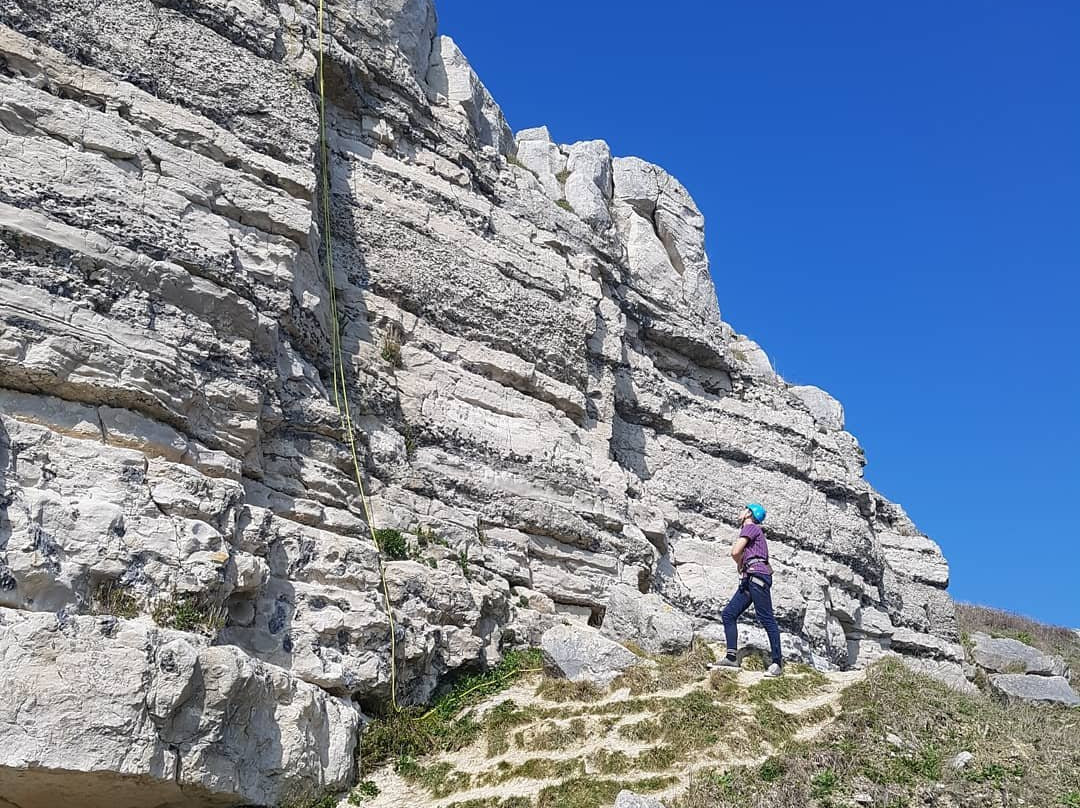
[540,623,649,687]
[601,584,694,655]
[969,632,1069,677]
[0,609,359,808]
[988,673,1080,707]
[615,790,665,808]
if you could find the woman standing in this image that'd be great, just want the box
[711,503,784,677]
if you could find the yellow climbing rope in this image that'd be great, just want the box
[315,0,400,712]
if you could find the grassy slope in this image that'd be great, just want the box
[348,609,1080,808]
[674,658,1080,808]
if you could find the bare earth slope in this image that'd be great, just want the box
[1,0,965,804]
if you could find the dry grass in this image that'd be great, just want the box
[672,657,1080,808]
[956,602,1080,681]
[610,640,715,695]
[535,775,677,808]
[535,678,605,703]
[91,580,139,619]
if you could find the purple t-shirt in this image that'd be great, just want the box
[739,523,772,575]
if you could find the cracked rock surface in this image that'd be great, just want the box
[0,0,961,803]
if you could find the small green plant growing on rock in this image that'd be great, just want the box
[810,769,838,800]
[555,198,573,212]
[402,422,418,458]
[759,757,785,782]
[555,169,570,184]
[92,581,139,619]
[151,592,226,635]
[380,325,403,368]
[347,780,379,803]
[374,528,408,560]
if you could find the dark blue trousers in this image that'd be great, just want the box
[722,573,782,665]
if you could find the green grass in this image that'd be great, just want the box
[536,776,677,808]
[555,169,570,184]
[277,792,339,808]
[478,756,583,785]
[360,648,544,773]
[555,198,573,212]
[618,717,663,743]
[809,769,838,800]
[484,700,538,756]
[611,641,715,696]
[525,718,588,751]
[347,780,379,803]
[758,757,784,782]
[443,798,533,808]
[443,799,533,808]
[745,669,826,704]
[373,528,408,560]
[535,677,604,703]
[398,760,472,798]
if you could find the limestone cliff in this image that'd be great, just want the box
[0,0,963,804]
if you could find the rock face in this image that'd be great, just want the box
[0,609,357,808]
[0,0,962,802]
[614,790,666,808]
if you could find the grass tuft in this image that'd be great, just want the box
[380,325,403,368]
[535,677,604,703]
[373,528,408,560]
[611,640,715,696]
[92,580,139,619]
[151,591,226,635]
[347,780,379,803]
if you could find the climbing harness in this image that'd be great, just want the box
[315,0,400,712]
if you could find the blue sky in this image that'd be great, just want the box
[435,1,1080,627]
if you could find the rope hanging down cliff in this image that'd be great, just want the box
[315,0,400,713]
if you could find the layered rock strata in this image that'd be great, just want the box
[0,0,961,803]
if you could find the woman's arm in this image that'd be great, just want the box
[730,536,749,570]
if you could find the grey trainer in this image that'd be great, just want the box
[765,663,783,678]
[709,657,740,670]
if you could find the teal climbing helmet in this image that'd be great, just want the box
[746,503,766,523]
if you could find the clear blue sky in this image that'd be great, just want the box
[435,1,1080,627]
